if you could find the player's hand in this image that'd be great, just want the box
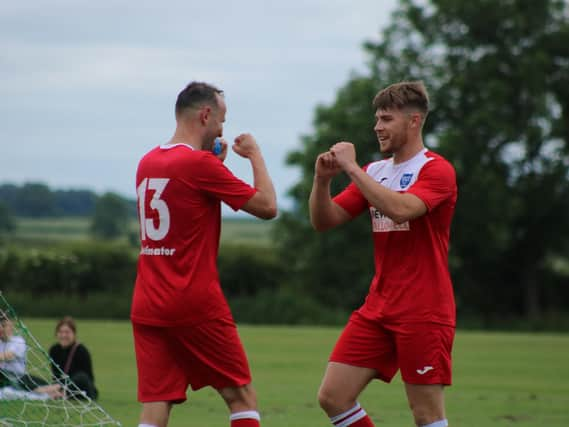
[232,133,260,159]
[215,137,229,162]
[330,142,357,170]
[315,151,342,180]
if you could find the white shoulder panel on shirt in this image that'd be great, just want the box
[366,149,433,192]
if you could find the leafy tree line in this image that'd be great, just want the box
[0,182,136,218]
[0,183,136,240]
[274,0,569,325]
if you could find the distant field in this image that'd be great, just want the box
[10,318,569,427]
[14,216,274,247]
[219,217,275,247]
[15,217,96,241]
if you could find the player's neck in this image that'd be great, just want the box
[167,127,203,150]
[392,137,424,164]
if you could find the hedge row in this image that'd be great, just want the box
[0,242,345,324]
[0,243,286,297]
[3,289,348,326]
[0,243,136,296]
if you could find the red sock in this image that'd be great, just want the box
[330,403,375,427]
[347,416,375,427]
[230,410,260,427]
[231,420,259,427]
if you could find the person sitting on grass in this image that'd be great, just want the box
[0,314,63,399]
[49,316,98,400]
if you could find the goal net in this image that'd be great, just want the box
[0,292,121,427]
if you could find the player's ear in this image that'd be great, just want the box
[409,112,421,129]
[199,106,211,125]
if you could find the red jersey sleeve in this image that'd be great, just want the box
[193,153,257,211]
[407,157,456,211]
[332,165,370,218]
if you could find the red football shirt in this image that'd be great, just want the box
[131,144,257,326]
[334,148,457,326]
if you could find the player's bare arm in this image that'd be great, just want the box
[309,151,352,231]
[233,133,277,220]
[330,142,427,224]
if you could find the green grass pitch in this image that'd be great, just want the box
[21,319,569,426]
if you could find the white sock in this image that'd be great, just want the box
[330,402,367,427]
[138,424,158,427]
[420,420,448,427]
[230,410,261,421]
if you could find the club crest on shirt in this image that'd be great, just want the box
[400,173,413,188]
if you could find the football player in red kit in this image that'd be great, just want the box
[310,81,457,427]
[132,81,276,427]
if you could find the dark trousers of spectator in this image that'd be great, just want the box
[70,371,98,400]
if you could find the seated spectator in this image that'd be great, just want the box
[49,316,98,400]
[0,315,63,398]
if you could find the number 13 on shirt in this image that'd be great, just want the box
[137,178,170,241]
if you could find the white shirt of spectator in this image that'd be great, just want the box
[0,335,27,378]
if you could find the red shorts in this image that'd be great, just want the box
[132,316,252,403]
[330,312,455,385]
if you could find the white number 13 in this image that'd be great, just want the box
[137,178,170,241]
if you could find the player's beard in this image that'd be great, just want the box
[378,124,408,155]
[202,132,217,151]
[379,134,402,154]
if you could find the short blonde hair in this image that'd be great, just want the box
[372,81,429,118]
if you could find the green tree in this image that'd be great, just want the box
[276,0,569,323]
[0,202,16,235]
[54,189,98,216]
[15,182,57,217]
[274,78,380,310]
[388,0,569,321]
[90,192,130,239]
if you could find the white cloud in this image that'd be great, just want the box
[0,0,398,211]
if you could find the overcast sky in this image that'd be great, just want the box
[0,0,397,213]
